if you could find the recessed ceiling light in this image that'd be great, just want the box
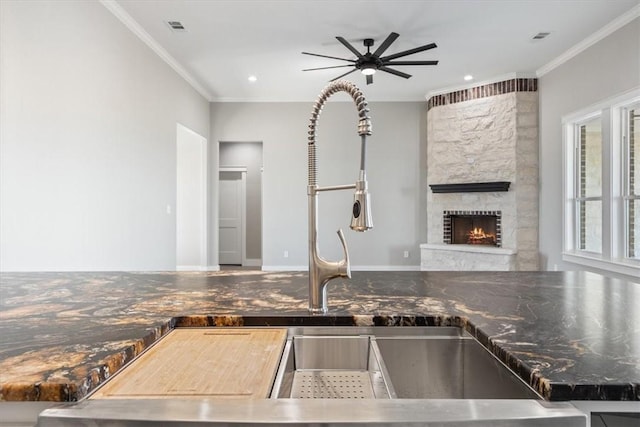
[248,75,258,83]
[464,75,473,81]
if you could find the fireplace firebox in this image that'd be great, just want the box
[443,210,501,247]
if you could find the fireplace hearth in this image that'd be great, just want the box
[443,210,501,247]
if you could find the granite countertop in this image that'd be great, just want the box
[0,270,638,402]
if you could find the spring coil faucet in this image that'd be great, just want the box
[307,80,373,314]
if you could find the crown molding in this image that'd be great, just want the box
[537,4,640,77]
[99,0,213,101]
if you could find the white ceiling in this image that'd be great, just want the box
[110,0,639,102]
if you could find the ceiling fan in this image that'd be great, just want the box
[302,32,438,85]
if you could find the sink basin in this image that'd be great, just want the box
[376,335,540,399]
[270,334,392,398]
[270,327,541,400]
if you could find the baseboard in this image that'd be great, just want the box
[261,265,421,272]
[243,258,262,267]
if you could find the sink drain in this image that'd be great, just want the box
[291,371,375,399]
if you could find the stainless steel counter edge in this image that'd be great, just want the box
[36,399,586,426]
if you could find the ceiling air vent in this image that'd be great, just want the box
[532,32,551,40]
[166,21,186,32]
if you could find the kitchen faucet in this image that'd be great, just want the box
[307,80,373,314]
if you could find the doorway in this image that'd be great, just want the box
[176,124,207,270]
[218,142,263,267]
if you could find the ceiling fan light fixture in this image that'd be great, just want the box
[361,66,376,76]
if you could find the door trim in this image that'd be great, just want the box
[219,167,247,265]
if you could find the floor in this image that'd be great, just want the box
[219,265,262,271]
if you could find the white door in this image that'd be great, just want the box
[219,170,245,265]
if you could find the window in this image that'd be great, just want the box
[563,90,640,277]
[624,103,639,260]
[575,116,602,254]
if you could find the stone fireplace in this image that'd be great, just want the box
[421,77,539,271]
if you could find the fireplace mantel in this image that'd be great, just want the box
[429,181,510,193]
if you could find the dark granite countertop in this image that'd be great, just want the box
[0,270,638,402]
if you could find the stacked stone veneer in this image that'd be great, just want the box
[426,78,539,270]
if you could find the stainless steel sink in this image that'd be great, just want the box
[270,326,541,400]
[37,326,587,426]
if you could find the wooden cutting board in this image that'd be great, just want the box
[91,328,287,399]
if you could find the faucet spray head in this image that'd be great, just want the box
[350,171,373,232]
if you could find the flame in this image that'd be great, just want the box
[469,227,488,238]
[467,227,496,244]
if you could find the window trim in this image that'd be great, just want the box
[562,88,640,277]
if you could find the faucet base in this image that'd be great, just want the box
[308,306,328,315]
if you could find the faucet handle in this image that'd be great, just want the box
[336,229,351,279]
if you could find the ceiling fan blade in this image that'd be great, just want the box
[329,68,357,81]
[336,36,365,59]
[383,60,439,66]
[366,74,373,85]
[302,52,356,62]
[380,43,437,61]
[372,32,399,57]
[379,66,412,79]
[303,64,356,71]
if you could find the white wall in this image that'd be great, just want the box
[176,124,207,270]
[0,1,210,271]
[538,17,640,279]
[210,101,427,270]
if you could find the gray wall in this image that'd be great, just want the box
[219,142,263,262]
[538,17,640,278]
[0,1,210,271]
[210,101,427,269]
